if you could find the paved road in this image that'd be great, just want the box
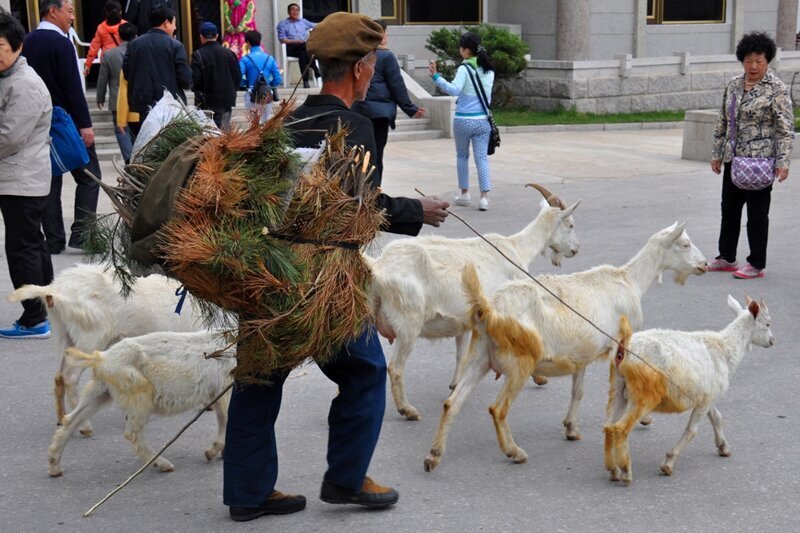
[1,129,798,532]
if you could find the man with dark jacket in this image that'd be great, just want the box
[123,0,172,35]
[222,11,450,524]
[21,0,102,253]
[191,22,240,129]
[122,3,191,136]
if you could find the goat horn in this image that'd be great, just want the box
[525,183,563,209]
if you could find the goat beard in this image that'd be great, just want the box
[547,248,563,267]
[672,271,690,285]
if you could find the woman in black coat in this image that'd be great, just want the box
[352,20,425,186]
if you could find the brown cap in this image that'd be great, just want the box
[306,12,383,63]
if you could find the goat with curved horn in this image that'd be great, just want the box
[526,183,566,209]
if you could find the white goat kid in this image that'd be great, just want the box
[8,264,204,435]
[48,331,234,477]
[370,184,580,421]
[604,296,773,484]
[424,222,707,472]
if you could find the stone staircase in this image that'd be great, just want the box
[85,88,443,162]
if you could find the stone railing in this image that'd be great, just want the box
[401,50,800,114]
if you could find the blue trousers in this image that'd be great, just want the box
[454,117,492,193]
[223,326,387,508]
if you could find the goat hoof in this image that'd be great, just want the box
[718,446,731,457]
[659,464,673,476]
[639,415,653,426]
[565,432,581,441]
[609,468,620,482]
[48,467,64,477]
[204,450,215,461]
[424,450,441,472]
[532,375,548,386]
[79,428,93,437]
[399,408,421,421]
[509,449,528,464]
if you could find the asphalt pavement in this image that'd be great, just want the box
[1,127,798,532]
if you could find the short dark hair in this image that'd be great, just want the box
[104,0,121,18]
[0,9,26,52]
[118,22,137,42]
[287,3,300,12]
[245,30,261,47]
[149,3,176,29]
[736,32,777,63]
[39,0,66,19]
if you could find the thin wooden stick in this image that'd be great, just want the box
[82,381,234,517]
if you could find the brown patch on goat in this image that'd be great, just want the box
[54,374,66,424]
[462,264,543,365]
[748,300,760,318]
[46,295,54,308]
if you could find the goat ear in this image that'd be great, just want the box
[727,294,743,314]
[560,200,581,218]
[666,221,687,241]
[748,299,760,318]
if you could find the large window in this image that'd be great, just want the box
[303,0,351,23]
[648,0,725,24]
[382,0,482,25]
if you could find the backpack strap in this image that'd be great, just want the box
[463,63,492,118]
[245,54,270,84]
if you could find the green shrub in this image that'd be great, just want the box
[425,24,529,80]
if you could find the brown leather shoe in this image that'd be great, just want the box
[320,476,399,508]
[229,490,307,522]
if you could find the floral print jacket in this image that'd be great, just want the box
[712,70,794,169]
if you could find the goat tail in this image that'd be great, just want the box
[7,284,54,306]
[64,348,104,370]
[461,263,492,325]
[462,263,544,364]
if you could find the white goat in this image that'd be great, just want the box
[8,264,206,435]
[48,331,235,477]
[603,296,773,484]
[370,184,581,421]
[424,222,708,472]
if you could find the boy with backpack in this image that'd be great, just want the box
[239,30,282,122]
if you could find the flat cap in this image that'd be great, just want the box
[199,21,218,37]
[307,12,383,63]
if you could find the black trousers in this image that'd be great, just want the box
[717,162,772,269]
[0,195,54,326]
[285,42,320,82]
[370,117,390,187]
[44,143,101,252]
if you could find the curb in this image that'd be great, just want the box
[499,121,682,134]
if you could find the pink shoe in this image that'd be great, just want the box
[707,258,738,272]
[732,263,764,279]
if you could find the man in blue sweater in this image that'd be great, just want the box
[21,0,102,253]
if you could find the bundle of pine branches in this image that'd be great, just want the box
[88,103,385,379]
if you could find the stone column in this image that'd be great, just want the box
[633,0,646,58]
[731,0,745,53]
[352,0,381,18]
[0,0,10,13]
[556,0,591,60]
[777,0,799,50]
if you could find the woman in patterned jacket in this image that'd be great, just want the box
[709,31,794,279]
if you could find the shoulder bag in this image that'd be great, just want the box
[50,106,89,177]
[464,63,500,156]
[728,89,775,190]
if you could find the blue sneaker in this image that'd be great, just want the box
[0,320,51,339]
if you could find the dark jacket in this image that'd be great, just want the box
[352,48,418,129]
[191,40,241,109]
[124,0,173,35]
[123,28,192,114]
[21,28,92,129]
[287,94,423,236]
